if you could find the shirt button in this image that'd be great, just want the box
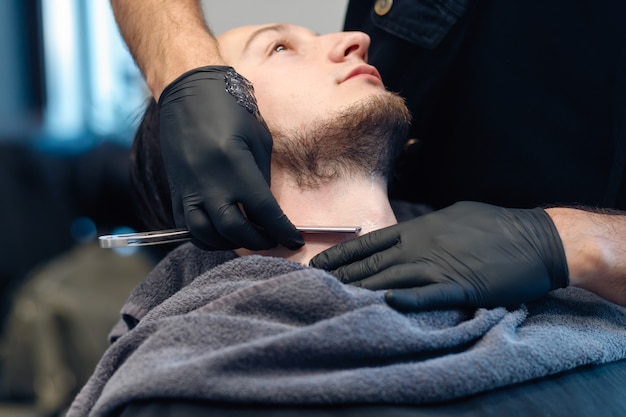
[404,138,419,149]
[374,0,393,16]
[403,138,421,155]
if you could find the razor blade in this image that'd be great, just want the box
[99,226,361,248]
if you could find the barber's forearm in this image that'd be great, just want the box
[110,0,225,99]
[546,207,626,305]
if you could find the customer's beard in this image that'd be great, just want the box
[269,92,411,190]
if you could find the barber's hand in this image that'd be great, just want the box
[310,202,569,310]
[158,66,304,250]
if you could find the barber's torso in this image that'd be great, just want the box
[346,0,626,210]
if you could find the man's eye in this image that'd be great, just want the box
[271,42,290,54]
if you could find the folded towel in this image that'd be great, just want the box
[68,244,626,417]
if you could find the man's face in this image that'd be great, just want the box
[217,24,388,132]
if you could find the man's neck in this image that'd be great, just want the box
[235,172,397,265]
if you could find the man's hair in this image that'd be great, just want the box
[130,99,176,230]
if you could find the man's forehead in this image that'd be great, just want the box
[217,23,279,61]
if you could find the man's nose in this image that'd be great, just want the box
[327,31,371,62]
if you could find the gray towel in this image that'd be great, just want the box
[68,244,626,417]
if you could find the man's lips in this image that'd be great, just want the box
[343,65,383,84]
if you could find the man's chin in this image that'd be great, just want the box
[346,85,390,102]
[270,89,410,189]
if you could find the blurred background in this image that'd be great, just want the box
[0,1,347,416]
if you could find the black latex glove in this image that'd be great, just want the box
[310,201,569,310]
[158,66,304,250]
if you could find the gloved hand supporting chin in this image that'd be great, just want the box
[310,201,569,311]
[158,66,303,251]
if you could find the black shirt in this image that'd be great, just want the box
[346,0,626,210]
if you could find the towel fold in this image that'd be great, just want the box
[68,244,626,417]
